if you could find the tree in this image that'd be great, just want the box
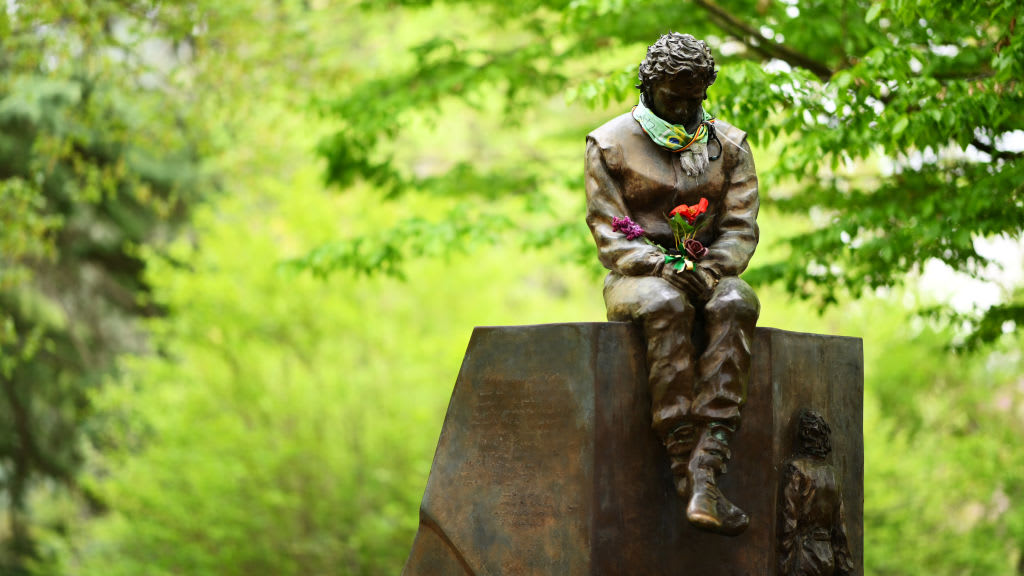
[39,5,610,572]
[308,0,1024,347]
[0,2,208,570]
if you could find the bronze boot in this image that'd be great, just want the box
[686,422,749,536]
[664,422,698,498]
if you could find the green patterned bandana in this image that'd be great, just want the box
[632,96,714,152]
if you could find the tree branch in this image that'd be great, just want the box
[2,376,73,484]
[702,10,781,64]
[970,138,1024,161]
[933,68,995,81]
[692,0,834,81]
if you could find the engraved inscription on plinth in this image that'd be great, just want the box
[468,377,583,532]
[404,324,608,575]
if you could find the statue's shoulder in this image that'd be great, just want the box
[712,119,750,152]
[586,113,646,172]
[587,112,644,150]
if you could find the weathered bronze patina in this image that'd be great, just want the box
[779,411,855,576]
[586,32,760,535]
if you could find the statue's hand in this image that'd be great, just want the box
[694,264,719,294]
[660,262,714,301]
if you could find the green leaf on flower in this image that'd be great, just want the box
[693,213,714,232]
[671,213,696,241]
[644,237,667,252]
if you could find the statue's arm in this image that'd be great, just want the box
[778,463,802,575]
[702,138,759,279]
[832,492,855,576]
[585,137,663,276]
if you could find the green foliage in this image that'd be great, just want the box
[0,2,209,570]
[77,188,441,575]
[860,312,1024,574]
[62,144,604,575]
[313,0,1024,347]
[0,178,61,293]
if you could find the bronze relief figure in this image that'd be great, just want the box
[778,411,855,576]
[585,32,760,535]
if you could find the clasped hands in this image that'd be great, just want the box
[659,261,717,302]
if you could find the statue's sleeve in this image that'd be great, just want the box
[832,492,855,575]
[702,138,759,278]
[585,136,663,276]
[778,462,803,575]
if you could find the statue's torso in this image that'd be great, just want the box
[795,459,842,528]
[589,113,749,250]
[786,458,845,576]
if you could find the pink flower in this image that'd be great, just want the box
[612,216,645,240]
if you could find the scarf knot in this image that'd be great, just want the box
[632,96,714,152]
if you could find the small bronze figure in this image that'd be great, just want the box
[778,411,855,576]
[585,33,760,535]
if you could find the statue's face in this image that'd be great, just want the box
[646,75,707,127]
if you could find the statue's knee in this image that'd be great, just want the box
[706,278,760,322]
[637,283,692,321]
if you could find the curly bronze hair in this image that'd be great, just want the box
[637,33,718,96]
[797,410,832,459]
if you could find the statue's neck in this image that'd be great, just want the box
[644,93,703,134]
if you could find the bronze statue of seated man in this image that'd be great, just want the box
[585,32,760,536]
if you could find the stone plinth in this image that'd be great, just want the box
[402,323,863,576]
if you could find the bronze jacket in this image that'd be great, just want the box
[585,113,759,280]
[778,458,855,576]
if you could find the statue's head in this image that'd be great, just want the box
[797,410,832,458]
[637,33,718,125]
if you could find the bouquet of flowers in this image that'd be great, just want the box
[612,197,711,272]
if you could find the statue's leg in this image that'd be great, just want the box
[687,277,760,536]
[603,273,699,495]
[693,277,760,422]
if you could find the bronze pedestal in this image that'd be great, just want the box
[402,323,862,576]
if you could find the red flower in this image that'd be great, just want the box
[669,198,709,225]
